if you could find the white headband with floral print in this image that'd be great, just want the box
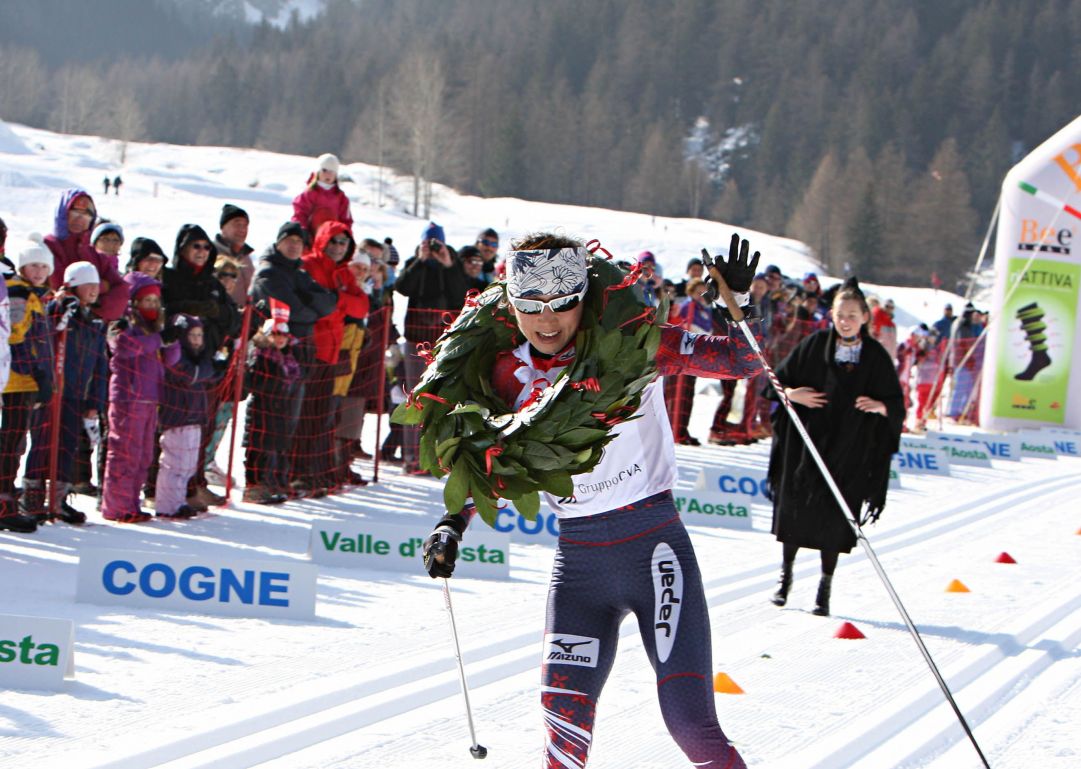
[506,247,589,298]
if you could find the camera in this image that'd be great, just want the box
[429,238,442,253]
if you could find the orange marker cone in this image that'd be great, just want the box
[833,622,866,640]
[994,552,1017,564]
[946,579,971,593]
[713,672,744,694]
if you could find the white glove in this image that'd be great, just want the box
[83,417,101,448]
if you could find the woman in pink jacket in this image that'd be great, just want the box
[291,153,353,236]
[44,188,130,322]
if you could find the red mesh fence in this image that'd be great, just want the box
[1,297,395,523]
[396,306,462,473]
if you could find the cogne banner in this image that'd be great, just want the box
[981,114,1081,430]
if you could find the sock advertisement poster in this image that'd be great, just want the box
[981,113,1081,430]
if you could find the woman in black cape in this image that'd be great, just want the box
[766,278,904,615]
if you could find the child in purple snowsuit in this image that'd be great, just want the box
[156,314,224,518]
[101,272,179,523]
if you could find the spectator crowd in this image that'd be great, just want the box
[0,152,990,534]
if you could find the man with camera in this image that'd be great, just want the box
[393,222,468,474]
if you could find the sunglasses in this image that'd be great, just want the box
[70,207,96,219]
[479,239,499,248]
[508,288,586,315]
[190,243,212,251]
[217,272,238,280]
[329,236,350,246]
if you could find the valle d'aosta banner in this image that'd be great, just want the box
[981,113,1081,431]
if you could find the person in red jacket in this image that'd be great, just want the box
[296,221,368,494]
[291,153,353,236]
[44,188,130,321]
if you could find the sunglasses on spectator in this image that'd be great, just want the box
[329,236,350,246]
[190,242,212,251]
[70,207,96,219]
[509,288,586,315]
[217,272,238,280]
[479,239,499,248]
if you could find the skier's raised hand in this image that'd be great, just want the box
[706,232,760,296]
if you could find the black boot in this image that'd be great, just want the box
[55,482,87,525]
[812,574,833,616]
[0,497,37,533]
[19,479,48,522]
[770,562,793,606]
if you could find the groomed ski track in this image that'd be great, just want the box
[15,441,1078,769]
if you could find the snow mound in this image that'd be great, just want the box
[0,119,33,155]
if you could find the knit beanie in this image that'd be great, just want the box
[124,270,161,301]
[91,221,124,245]
[64,261,100,288]
[317,153,340,175]
[422,222,446,244]
[220,204,249,228]
[276,221,309,246]
[16,233,53,275]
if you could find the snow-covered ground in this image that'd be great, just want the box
[2,123,1075,769]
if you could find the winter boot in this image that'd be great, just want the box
[771,562,794,606]
[193,484,226,507]
[812,574,833,616]
[19,479,48,522]
[157,504,197,519]
[242,485,276,504]
[104,510,152,524]
[54,482,87,525]
[0,497,38,533]
[1014,302,1052,381]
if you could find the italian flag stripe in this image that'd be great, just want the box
[1018,180,1081,220]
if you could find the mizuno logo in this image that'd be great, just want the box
[551,638,590,654]
[543,633,599,668]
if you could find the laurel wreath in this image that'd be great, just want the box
[391,255,668,527]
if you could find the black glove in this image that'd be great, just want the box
[111,316,130,335]
[422,513,468,578]
[55,295,81,331]
[706,232,761,296]
[35,380,53,405]
[160,324,180,344]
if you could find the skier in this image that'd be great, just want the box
[765,278,904,616]
[420,232,762,769]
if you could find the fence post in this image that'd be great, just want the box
[223,303,253,500]
[46,327,69,515]
[371,305,391,484]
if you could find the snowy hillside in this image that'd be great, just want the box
[2,123,1076,769]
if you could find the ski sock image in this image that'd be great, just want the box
[1014,302,1052,381]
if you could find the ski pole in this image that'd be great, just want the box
[701,249,992,769]
[47,324,70,517]
[441,578,488,759]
